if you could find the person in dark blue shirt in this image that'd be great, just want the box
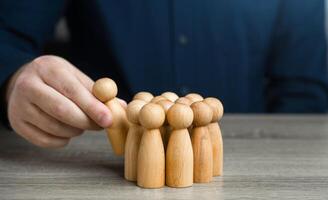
[0,0,327,148]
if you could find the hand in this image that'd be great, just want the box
[6,55,125,148]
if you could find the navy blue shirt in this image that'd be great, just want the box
[0,0,327,113]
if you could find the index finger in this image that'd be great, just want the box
[38,66,113,128]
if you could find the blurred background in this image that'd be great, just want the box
[2,0,328,114]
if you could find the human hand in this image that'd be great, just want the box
[6,55,125,148]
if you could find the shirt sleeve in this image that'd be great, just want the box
[266,0,328,113]
[0,0,67,126]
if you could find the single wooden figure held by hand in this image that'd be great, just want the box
[92,78,129,155]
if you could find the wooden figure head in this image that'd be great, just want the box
[150,96,167,103]
[157,100,174,113]
[127,99,147,125]
[161,92,179,102]
[167,103,194,130]
[139,103,165,129]
[92,78,118,102]
[133,92,154,102]
[157,100,174,125]
[190,101,213,127]
[203,97,224,122]
[175,97,192,106]
[185,93,204,103]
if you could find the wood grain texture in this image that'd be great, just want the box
[1,115,328,199]
[124,124,143,181]
[137,129,165,188]
[208,122,223,176]
[191,126,213,183]
[166,129,193,187]
[104,98,129,156]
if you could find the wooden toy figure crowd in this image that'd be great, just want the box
[92,78,223,189]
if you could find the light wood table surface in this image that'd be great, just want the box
[1,115,328,200]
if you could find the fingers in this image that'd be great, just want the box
[23,76,101,130]
[23,103,83,138]
[117,98,127,108]
[37,62,113,128]
[15,121,69,148]
[65,59,128,110]
[7,55,113,149]
[72,67,94,92]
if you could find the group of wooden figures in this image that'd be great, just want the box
[92,78,224,189]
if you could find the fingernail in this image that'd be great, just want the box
[118,99,127,108]
[99,113,112,127]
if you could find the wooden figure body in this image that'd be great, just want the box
[166,103,194,188]
[161,92,179,102]
[157,100,174,149]
[133,92,153,102]
[125,100,146,181]
[137,103,165,188]
[92,78,129,155]
[204,97,224,176]
[190,101,213,183]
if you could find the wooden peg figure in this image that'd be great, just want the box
[150,95,167,103]
[156,99,174,149]
[176,97,194,133]
[203,97,224,176]
[175,97,192,106]
[166,103,194,188]
[190,101,213,183]
[133,92,154,102]
[92,78,129,155]
[161,92,179,102]
[137,103,166,188]
[185,93,204,103]
[125,99,147,181]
